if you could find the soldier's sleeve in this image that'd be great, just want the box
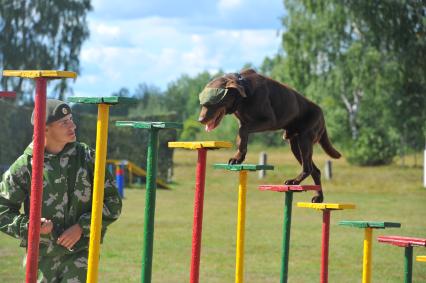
[78,147,122,237]
[0,156,31,240]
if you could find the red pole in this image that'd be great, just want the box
[190,148,207,283]
[25,78,47,283]
[321,210,331,283]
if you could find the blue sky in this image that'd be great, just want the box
[73,0,285,97]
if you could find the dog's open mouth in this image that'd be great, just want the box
[205,108,226,132]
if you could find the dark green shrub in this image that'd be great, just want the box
[346,127,397,166]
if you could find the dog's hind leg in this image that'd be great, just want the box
[284,136,313,185]
[285,135,323,202]
[310,162,323,203]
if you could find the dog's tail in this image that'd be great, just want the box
[319,129,341,159]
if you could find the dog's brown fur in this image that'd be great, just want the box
[198,69,341,203]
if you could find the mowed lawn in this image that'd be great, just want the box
[1,146,425,282]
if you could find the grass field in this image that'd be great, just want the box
[1,146,425,282]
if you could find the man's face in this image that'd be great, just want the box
[45,114,77,144]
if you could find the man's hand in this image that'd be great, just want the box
[40,218,53,234]
[57,224,83,250]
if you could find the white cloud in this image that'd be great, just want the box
[91,22,120,37]
[73,1,283,97]
[218,0,242,12]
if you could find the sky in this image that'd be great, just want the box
[73,0,285,97]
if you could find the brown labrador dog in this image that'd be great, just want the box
[198,69,341,203]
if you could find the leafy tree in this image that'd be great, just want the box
[0,0,92,103]
[129,83,168,117]
[278,0,425,165]
[180,119,202,141]
[164,71,220,122]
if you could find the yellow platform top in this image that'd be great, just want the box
[417,256,426,262]
[3,70,77,79]
[297,202,356,211]
[168,141,232,150]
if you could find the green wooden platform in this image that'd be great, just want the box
[339,221,401,229]
[116,121,182,129]
[213,163,274,171]
[68,96,136,105]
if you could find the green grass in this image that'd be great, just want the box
[1,147,425,282]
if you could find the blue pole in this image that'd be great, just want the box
[116,164,124,198]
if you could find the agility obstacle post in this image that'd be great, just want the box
[417,256,426,262]
[214,164,274,283]
[2,70,76,283]
[117,121,182,283]
[297,202,355,283]
[168,141,232,283]
[339,221,401,283]
[68,96,134,283]
[116,162,125,198]
[259,185,321,283]
[377,235,426,283]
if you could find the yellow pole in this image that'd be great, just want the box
[362,228,373,283]
[129,165,133,185]
[87,104,110,283]
[235,170,248,283]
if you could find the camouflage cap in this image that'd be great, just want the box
[199,87,229,105]
[31,99,72,125]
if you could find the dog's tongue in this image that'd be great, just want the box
[205,122,215,132]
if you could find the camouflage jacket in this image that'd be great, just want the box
[0,142,122,257]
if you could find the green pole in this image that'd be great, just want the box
[141,129,159,283]
[281,191,293,283]
[404,246,413,283]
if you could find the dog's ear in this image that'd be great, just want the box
[226,79,247,98]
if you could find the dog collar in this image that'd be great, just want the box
[199,87,229,105]
[233,72,250,97]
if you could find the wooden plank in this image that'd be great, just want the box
[0,91,16,98]
[297,202,356,210]
[115,121,183,130]
[3,70,76,79]
[339,221,401,229]
[68,96,136,105]
[258,185,321,192]
[213,163,274,171]
[377,236,426,247]
[168,141,232,149]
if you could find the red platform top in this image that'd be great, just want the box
[377,236,426,247]
[258,185,321,192]
[0,91,16,98]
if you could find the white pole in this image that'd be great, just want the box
[423,147,426,188]
[258,152,267,179]
[324,160,332,180]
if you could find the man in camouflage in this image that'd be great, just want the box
[0,99,122,282]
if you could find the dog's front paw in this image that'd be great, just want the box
[228,157,243,165]
[284,179,301,185]
[228,152,245,165]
